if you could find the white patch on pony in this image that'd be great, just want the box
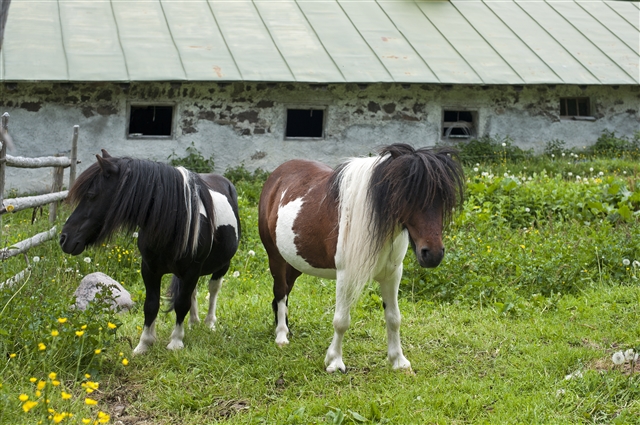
[210,190,239,239]
[204,277,222,330]
[133,321,157,355]
[167,323,185,350]
[275,197,336,279]
[275,296,289,346]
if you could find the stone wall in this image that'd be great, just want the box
[0,81,638,194]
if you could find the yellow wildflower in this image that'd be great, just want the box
[122,358,129,366]
[81,325,87,330]
[61,392,72,400]
[53,413,65,424]
[9,353,16,358]
[94,348,102,354]
[22,400,38,412]
[107,322,117,329]
[6,204,14,212]
[38,342,47,351]
[57,318,68,324]
[84,374,91,379]
[85,398,98,406]
[51,330,59,337]
[36,390,42,397]
[29,377,37,383]
[52,380,60,387]
[49,372,57,380]
[37,380,46,391]
[82,419,91,424]
[19,394,29,402]
[75,331,85,337]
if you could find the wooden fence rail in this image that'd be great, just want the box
[0,112,79,288]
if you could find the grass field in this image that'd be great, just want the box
[1,148,639,424]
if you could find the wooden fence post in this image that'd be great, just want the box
[0,113,8,244]
[49,155,64,224]
[69,125,78,188]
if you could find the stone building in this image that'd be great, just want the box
[0,0,638,193]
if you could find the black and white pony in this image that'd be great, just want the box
[60,150,240,354]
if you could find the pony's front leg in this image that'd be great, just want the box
[204,277,222,330]
[377,267,411,370]
[325,272,352,373]
[133,265,161,355]
[168,275,199,351]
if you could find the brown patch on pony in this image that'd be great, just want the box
[259,159,339,270]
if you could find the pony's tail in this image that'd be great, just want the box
[165,275,182,313]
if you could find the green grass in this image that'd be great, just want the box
[1,153,640,424]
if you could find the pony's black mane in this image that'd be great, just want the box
[68,157,215,260]
[329,143,465,254]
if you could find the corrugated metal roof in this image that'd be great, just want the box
[1,0,638,84]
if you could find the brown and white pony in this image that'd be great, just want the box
[258,144,464,372]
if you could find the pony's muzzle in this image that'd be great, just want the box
[59,233,84,256]
[418,246,444,268]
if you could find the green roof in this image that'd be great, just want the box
[1,0,638,84]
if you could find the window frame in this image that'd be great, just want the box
[284,106,327,141]
[559,97,594,121]
[441,109,477,141]
[126,102,176,140]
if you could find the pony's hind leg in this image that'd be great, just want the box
[189,286,201,327]
[271,259,301,346]
[133,263,162,355]
[204,277,222,330]
[377,267,411,370]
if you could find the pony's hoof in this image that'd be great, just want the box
[391,357,412,371]
[133,344,149,355]
[204,316,217,330]
[275,337,289,347]
[325,359,346,373]
[166,340,184,350]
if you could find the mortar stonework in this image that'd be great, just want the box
[1,82,638,194]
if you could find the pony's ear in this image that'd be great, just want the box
[96,154,118,176]
[101,149,112,159]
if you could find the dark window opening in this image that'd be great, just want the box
[285,109,324,138]
[442,110,475,139]
[128,105,173,137]
[560,98,590,117]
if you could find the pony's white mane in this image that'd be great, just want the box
[335,154,403,306]
[176,167,201,255]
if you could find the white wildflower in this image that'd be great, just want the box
[475,163,480,167]
[612,351,625,365]
[525,207,530,213]
[551,154,555,158]
[562,152,565,157]
[624,349,635,361]
[589,167,594,172]
[32,256,40,263]
[84,257,91,264]
[232,271,240,278]
[633,260,640,268]
[598,171,604,176]
[564,370,583,380]
[132,232,139,238]
[568,172,573,177]
[473,167,479,172]
[501,143,506,147]
[248,250,256,257]
[504,173,509,177]
[623,259,630,266]
[556,389,566,396]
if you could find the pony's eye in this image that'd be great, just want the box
[86,191,97,200]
